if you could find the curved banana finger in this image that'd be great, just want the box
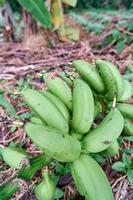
[72,79,94,134]
[71,154,114,200]
[41,90,70,122]
[82,108,124,153]
[44,75,72,111]
[73,60,105,93]
[22,89,69,133]
[96,60,124,101]
[119,79,133,102]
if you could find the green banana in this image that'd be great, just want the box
[25,123,81,162]
[72,79,94,134]
[41,90,70,122]
[100,140,119,157]
[59,71,73,87]
[35,171,56,200]
[31,116,43,125]
[44,75,72,111]
[122,119,133,136]
[119,79,133,102]
[22,89,69,134]
[117,103,133,119]
[71,154,114,200]
[72,60,105,93]
[0,180,19,200]
[96,60,124,100]
[82,108,124,153]
[19,155,51,180]
[1,146,29,169]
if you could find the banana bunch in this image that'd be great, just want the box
[73,59,133,139]
[1,59,133,200]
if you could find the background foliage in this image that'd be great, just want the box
[77,0,133,9]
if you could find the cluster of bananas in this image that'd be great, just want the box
[1,59,133,200]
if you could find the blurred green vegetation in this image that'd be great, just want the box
[8,0,21,12]
[70,8,133,53]
[4,0,133,13]
[77,0,133,10]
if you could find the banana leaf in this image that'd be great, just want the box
[18,0,52,28]
[0,0,4,6]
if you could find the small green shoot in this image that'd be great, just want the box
[54,188,64,200]
[0,94,16,117]
[112,153,133,183]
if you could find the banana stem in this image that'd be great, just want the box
[112,97,116,108]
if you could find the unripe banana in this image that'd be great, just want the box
[72,79,94,134]
[117,103,133,119]
[22,89,69,134]
[96,60,124,100]
[41,90,69,122]
[71,154,114,200]
[122,119,133,136]
[0,180,19,200]
[31,116,43,125]
[25,123,81,162]
[82,108,124,153]
[72,60,105,93]
[100,140,119,157]
[35,171,56,200]
[119,79,133,102]
[44,75,72,111]
[1,146,29,169]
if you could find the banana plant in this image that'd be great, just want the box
[18,0,52,29]
[18,0,78,41]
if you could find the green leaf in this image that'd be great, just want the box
[19,111,32,119]
[55,162,70,175]
[18,78,24,91]
[18,0,52,28]
[112,30,121,40]
[9,126,17,133]
[122,153,132,168]
[115,40,125,53]
[0,94,16,116]
[90,153,106,164]
[62,0,77,7]
[127,169,133,183]
[112,161,126,172]
[54,188,64,199]
[0,0,4,6]
[0,89,4,94]
[0,147,3,157]
[121,149,133,154]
